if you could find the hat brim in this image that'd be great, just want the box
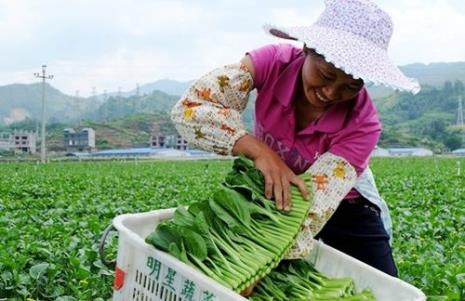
[265,24,421,95]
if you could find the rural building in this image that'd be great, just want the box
[452,148,465,156]
[176,134,189,150]
[371,146,390,157]
[386,148,433,157]
[150,134,188,150]
[150,134,166,148]
[64,128,95,152]
[149,123,166,148]
[90,147,188,158]
[149,121,188,150]
[11,130,37,154]
[0,132,12,150]
[68,147,215,158]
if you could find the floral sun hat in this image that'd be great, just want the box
[265,0,421,94]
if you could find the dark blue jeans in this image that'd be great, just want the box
[314,197,398,277]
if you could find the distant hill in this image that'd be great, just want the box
[103,79,194,99]
[7,113,177,151]
[1,61,465,152]
[375,81,465,151]
[0,80,194,126]
[2,61,464,125]
[0,83,102,125]
[133,79,193,97]
[368,62,465,98]
[83,113,177,150]
[89,90,180,121]
[401,62,465,86]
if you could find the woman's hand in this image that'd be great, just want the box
[240,280,259,297]
[240,284,255,297]
[232,134,310,211]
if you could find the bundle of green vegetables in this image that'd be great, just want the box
[249,259,376,301]
[145,157,313,292]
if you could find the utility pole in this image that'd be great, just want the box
[75,90,81,127]
[34,65,53,163]
[458,96,464,127]
[458,96,465,147]
[92,87,97,100]
[134,83,140,114]
[102,89,109,123]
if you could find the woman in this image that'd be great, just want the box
[171,0,420,295]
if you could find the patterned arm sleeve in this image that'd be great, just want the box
[170,63,253,155]
[285,152,357,259]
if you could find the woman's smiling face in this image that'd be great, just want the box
[301,48,364,109]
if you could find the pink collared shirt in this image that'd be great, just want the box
[249,44,382,198]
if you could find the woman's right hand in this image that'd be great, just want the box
[232,134,310,211]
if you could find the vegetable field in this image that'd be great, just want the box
[0,157,464,300]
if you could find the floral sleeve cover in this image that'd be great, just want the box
[284,152,357,259]
[170,63,253,155]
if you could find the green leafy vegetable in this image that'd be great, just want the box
[249,259,376,301]
[145,156,314,292]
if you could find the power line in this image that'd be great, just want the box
[92,86,97,99]
[34,65,54,164]
[134,83,140,113]
[103,89,109,123]
[457,96,464,127]
[75,90,81,127]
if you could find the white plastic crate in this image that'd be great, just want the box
[110,209,426,301]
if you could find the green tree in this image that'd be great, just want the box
[443,136,462,150]
[454,80,464,95]
[444,81,454,97]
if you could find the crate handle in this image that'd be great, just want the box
[99,223,117,270]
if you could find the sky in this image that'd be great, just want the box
[1,0,465,97]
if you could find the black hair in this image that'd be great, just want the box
[303,44,324,59]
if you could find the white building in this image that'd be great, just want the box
[452,149,465,156]
[176,134,189,150]
[371,146,390,157]
[149,123,166,148]
[64,128,96,152]
[387,148,433,157]
[12,130,37,154]
[150,134,166,148]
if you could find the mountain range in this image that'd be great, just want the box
[1,61,465,126]
[1,61,464,151]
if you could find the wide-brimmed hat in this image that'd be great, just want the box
[265,0,421,94]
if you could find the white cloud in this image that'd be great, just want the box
[114,1,202,36]
[380,0,465,64]
[1,0,465,95]
[47,48,176,95]
[269,5,322,27]
[0,1,41,42]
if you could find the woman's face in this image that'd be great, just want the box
[301,49,364,109]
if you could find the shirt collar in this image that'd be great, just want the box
[273,54,305,108]
[300,100,353,135]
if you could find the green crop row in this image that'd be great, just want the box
[0,157,464,300]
